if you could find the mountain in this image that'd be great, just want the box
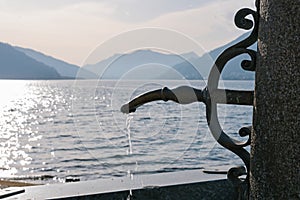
[174,33,257,80]
[0,33,255,80]
[82,49,198,80]
[83,53,121,77]
[82,32,256,80]
[15,47,97,79]
[0,42,61,79]
[208,32,256,80]
[83,49,187,79]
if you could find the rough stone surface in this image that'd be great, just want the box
[250,0,300,199]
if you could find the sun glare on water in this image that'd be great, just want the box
[0,80,36,178]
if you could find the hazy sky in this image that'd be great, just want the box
[0,0,255,66]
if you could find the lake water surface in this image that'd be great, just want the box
[0,79,254,184]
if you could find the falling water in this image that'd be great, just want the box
[126,114,134,199]
[126,114,133,155]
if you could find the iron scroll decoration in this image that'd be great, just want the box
[121,1,259,198]
[205,1,259,197]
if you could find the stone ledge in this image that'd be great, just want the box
[5,169,235,199]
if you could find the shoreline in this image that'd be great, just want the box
[0,180,38,189]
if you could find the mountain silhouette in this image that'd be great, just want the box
[15,46,97,79]
[83,49,188,79]
[195,32,256,79]
[0,32,255,80]
[82,32,256,80]
[0,42,61,79]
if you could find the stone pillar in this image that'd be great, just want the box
[250,0,300,199]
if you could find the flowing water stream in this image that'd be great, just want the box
[126,114,134,199]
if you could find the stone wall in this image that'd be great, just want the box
[250,0,300,199]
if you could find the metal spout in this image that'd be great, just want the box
[121,86,253,114]
[120,86,204,114]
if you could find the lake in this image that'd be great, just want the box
[0,79,254,184]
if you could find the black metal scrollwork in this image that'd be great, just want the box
[205,1,259,198]
[121,1,259,199]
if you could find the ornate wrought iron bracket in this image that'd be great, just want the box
[121,1,259,199]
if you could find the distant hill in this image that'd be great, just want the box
[83,49,191,79]
[210,32,256,80]
[174,33,257,80]
[82,32,256,80]
[15,46,97,79]
[0,42,61,79]
[0,32,255,80]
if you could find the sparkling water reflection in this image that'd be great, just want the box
[0,80,253,184]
